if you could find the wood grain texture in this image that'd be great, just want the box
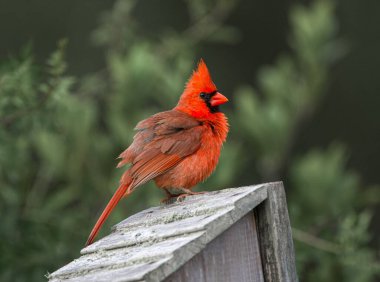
[165,212,264,282]
[48,184,268,282]
[256,181,298,282]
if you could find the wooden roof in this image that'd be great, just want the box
[48,183,280,282]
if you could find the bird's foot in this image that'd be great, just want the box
[175,190,205,202]
[160,194,178,205]
[160,188,181,205]
[161,188,205,204]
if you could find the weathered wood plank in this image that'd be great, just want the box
[143,185,268,282]
[47,184,281,282]
[165,212,264,282]
[49,232,203,282]
[81,185,267,255]
[255,181,298,282]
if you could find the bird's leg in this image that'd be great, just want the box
[175,188,205,202]
[160,189,178,205]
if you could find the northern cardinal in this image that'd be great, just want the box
[85,59,229,246]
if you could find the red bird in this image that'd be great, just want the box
[85,59,229,246]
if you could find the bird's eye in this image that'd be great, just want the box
[200,92,206,98]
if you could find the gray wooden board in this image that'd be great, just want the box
[165,212,264,282]
[256,182,298,282]
[47,183,286,282]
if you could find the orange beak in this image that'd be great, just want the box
[210,92,229,107]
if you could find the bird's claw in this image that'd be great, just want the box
[161,189,206,205]
[176,191,205,202]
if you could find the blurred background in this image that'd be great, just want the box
[0,0,379,281]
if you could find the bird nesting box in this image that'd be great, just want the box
[48,182,298,282]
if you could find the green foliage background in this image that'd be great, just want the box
[0,0,379,281]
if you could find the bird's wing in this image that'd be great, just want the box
[117,110,201,167]
[119,110,204,189]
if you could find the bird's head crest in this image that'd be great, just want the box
[185,59,217,94]
[176,59,228,119]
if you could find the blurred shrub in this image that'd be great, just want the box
[0,0,378,281]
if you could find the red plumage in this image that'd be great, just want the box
[85,59,229,246]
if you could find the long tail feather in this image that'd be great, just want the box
[85,179,132,246]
